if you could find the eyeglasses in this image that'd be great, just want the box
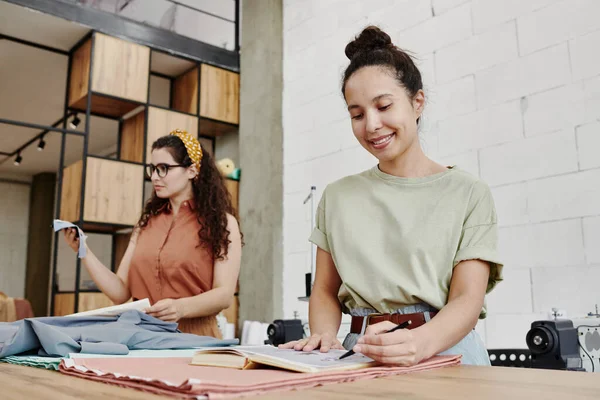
[145,163,186,178]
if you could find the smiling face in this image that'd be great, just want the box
[344,66,425,165]
[150,147,196,199]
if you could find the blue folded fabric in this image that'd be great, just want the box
[53,219,87,258]
[0,310,238,358]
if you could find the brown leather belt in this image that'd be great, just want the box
[350,311,437,334]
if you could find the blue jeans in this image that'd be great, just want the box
[342,304,490,366]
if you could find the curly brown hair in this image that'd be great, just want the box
[137,135,240,261]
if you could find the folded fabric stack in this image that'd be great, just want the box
[59,354,461,399]
[0,349,202,371]
[0,355,62,370]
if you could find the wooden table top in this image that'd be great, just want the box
[2,362,599,399]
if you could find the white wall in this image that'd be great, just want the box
[0,181,30,298]
[282,0,600,348]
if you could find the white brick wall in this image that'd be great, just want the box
[527,169,600,223]
[432,0,470,16]
[428,75,477,121]
[475,44,571,108]
[516,0,600,56]
[577,122,600,171]
[437,100,523,157]
[522,83,585,137]
[364,1,432,34]
[485,313,547,349]
[282,0,600,349]
[498,219,585,268]
[438,150,480,178]
[435,21,518,84]
[491,183,529,226]
[471,0,557,34]
[531,267,600,316]
[570,29,600,83]
[396,3,471,56]
[583,217,600,264]
[479,129,579,186]
[486,268,532,314]
[0,181,30,298]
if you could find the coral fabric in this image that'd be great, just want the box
[60,354,461,399]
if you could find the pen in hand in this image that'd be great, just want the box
[338,320,412,360]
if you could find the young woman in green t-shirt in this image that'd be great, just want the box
[280,26,502,366]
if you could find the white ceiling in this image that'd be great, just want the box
[0,1,90,50]
[0,2,119,180]
[0,40,67,132]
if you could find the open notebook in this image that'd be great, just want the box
[65,298,150,318]
[191,345,377,373]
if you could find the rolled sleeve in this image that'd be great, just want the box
[453,225,504,293]
[453,181,504,293]
[309,226,330,253]
[308,190,331,253]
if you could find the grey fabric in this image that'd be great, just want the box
[53,219,88,258]
[0,310,237,357]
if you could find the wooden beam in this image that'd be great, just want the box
[24,172,55,316]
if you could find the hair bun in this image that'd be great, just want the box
[345,26,393,60]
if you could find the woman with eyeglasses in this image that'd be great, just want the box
[63,129,242,337]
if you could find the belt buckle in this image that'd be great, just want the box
[361,312,384,334]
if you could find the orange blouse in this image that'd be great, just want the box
[128,200,221,337]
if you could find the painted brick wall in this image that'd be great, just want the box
[283,0,600,348]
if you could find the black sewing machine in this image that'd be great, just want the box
[526,311,600,372]
[265,319,305,346]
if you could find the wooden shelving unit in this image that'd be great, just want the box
[68,33,149,118]
[51,30,241,332]
[59,156,144,227]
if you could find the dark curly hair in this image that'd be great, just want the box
[342,26,424,124]
[137,135,240,261]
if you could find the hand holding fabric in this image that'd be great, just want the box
[145,299,184,322]
[63,228,80,253]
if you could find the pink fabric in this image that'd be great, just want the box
[59,355,461,399]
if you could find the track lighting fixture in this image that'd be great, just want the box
[37,136,46,151]
[14,153,22,166]
[70,114,81,129]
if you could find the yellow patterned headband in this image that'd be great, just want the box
[169,129,202,171]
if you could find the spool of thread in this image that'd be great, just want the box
[224,323,236,339]
[216,313,227,337]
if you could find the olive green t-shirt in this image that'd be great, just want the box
[309,166,503,318]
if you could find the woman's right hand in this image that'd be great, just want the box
[63,228,81,253]
[278,332,344,353]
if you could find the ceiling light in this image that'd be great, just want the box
[37,136,46,151]
[70,114,81,129]
[14,153,22,166]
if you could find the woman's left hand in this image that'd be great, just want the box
[145,298,184,322]
[352,321,427,366]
